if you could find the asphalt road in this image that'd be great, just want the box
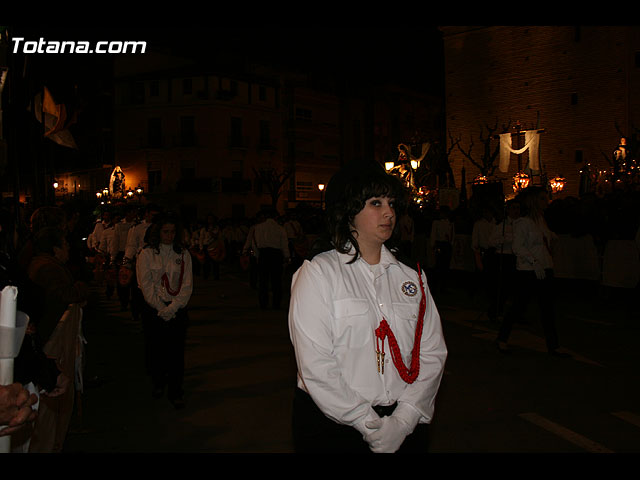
[60,263,640,454]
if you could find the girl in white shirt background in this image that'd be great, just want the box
[136,213,193,409]
[288,161,447,453]
[496,186,570,357]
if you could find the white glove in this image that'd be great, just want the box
[533,264,546,280]
[364,415,412,453]
[158,304,177,321]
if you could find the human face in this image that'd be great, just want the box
[160,223,176,245]
[351,196,396,249]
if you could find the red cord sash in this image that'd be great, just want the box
[161,253,185,296]
[374,264,426,384]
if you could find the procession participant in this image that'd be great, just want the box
[26,226,89,452]
[429,206,455,297]
[496,187,569,357]
[110,205,137,310]
[241,212,265,289]
[86,209,110,252]
[123,204,162,322]
[254,208,289,309]
[198,214,224,280]
[488,199,521,321]
[136,213,193,409]
[288,160,447,453]
[99,211,118,299]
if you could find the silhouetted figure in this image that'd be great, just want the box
[253,209,289,309]
[496,187,570,357]
[429,206,454,296]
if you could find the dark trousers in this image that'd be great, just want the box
[131,280,144,322]
[140,301,188,400]
[487,253,517,319]
[292,388,430,453]
[432,241,452,295]
[114,252,132,309]
[497,269,560,352]
[203,256,220,280]
[258,248,283,309]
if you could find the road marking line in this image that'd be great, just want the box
[519,412,614,453]
[612,411,640,428]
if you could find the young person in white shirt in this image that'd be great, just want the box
[496,186,569,357]
[136,213,193,408]
[288,161,447,453]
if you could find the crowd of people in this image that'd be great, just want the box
[1,170,639,453]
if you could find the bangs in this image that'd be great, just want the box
[349,170,407,212]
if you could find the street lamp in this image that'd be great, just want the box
[134,185,144,203]
[318,183,325,209]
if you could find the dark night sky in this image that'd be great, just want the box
[9,26,444,96]
[137,26,445,94]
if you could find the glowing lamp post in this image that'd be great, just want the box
[318,183,325,209]
[134,185,144,202]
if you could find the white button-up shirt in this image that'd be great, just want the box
[254,218,290,258]
[512,216,555,270]
[136,244,193,313]
[288,245,447,436]
[124,220,151,261]
[110,219,136,258]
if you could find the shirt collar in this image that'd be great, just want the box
[337,243,399,269]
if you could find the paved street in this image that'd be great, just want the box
[61,263,640,453]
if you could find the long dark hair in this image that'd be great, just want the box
[516,185,548,220]
[144,212,185,254]
[325,161,408,263]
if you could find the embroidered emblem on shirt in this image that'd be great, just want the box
[401,281,418,297]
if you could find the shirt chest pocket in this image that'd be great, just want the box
[391,302,420,352]
[331,298,372,347]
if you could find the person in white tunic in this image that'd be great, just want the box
[136,213,193,409]
[288,161,447,453]
[496,187,569,357]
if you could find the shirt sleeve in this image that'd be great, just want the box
[288,259,380,437]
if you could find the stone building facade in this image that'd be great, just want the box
[442,26,640,198]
